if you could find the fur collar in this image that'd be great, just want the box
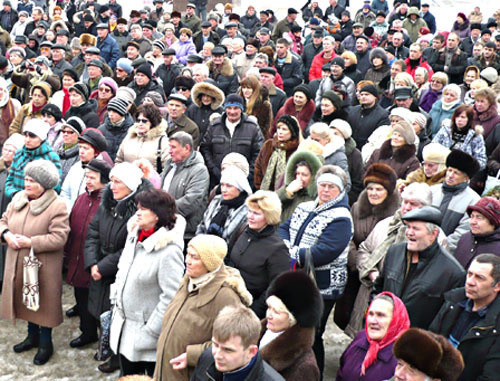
[128,120,167,140]
[127,213,186,251]
[355,189,401,220]
[378,139,416,162]
[259,322,315,372]
[322,135,345,158]
[12,189,58,215]
[272,136,299,152]
[207,57,235,76]
[191,82,225,110]
[282,97,316,123]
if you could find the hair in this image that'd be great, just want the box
[451,104,474,132]
[425,222,439,234]
[192,63,209,78]
[474,254,500,285]
[203,41,215,50]
[232,37,245,48]
[130,23,142,31]
[409,43,422,52]
[295,160,312,175]
[393,31,404,40]
[373,293,395,307]
[239,75,262,114]
[392,59,407,71]
[356,79,375,91]
[276,38,290,47]
[117,376,152,381]
[434,33,445,43]
[395,72,415,87]
[315,164,348,188]
[180,67,193,77]
[432,71,449,86]
[259,45,275,64]
[448,32,460,41]
[310,122,333,144]
[169,131,193,151]
[475,87,497,106]
[212,305,261,349]
[323,35,335,45]
[135,189,177,230]
[135,103,162,127]
[245,190,282,225]
[415,67,429,82]
[255,52,269,65]
[470,78,488,90]
[443,84,461,98]
[401,182,432,206]
[341,50,357,64]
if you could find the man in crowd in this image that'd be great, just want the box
[428,32,467,84]
[274,38,303,96]
[155,48,182,98]
[206,45,239,96]
[272,8,299,42]
[259,66,286,117]
[165,94,199,148]
[96,23,120,69]
[182,3,201,35]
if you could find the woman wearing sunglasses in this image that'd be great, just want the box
[89,77,118,125]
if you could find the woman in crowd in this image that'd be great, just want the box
[309,36,337,82]
[196,166,251,244]
[472,87,500,154]
[228,190,290,318]
[313,90,348,126]
[336,292,410,380]
[0,160,69,365]
[89,77,118,125]
[238,75,273,138]
[65,159,111,349]
[113,58,135,87]
[459,66,480,102]
[271,85,315,138]
[364,121,420,180]
[414,67,430,100]
[450,12,471,40]
[341,51,364,85]
[64,82,100,128]
[85,163,153,373]
[115,103,169,173]
[428,83,463,137]
[110,189,185,376]
[162,23,178,47]
[276,149,323,223]
[254,115,301,190]
[364,48,391,92]
[419,71,448,113]
[279,165,353,377]
[171,28,197,65]
[433,104,487,168]
[52,68,79,116]
[186,80,225,140]
[41,104,64,150]
[463,78,488,105]
[260,271,322,380]
[154,234,252,381]
[56,117,85,182]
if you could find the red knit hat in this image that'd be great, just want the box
[467,197,500,227]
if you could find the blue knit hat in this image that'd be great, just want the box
[224,94,244,111]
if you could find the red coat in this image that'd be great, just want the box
[269,97,316,138]
[309,51,336,82]
[65,188,102,288]
[404,57,434,81]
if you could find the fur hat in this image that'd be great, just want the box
[23,119,50,141]
[364,163,397,194]
[394,328,464,381]
[446,149,480,178]
[266,271,323,328]
[188,234,227,272]
[191,81,225,110]
[221,153,249,177]
[422,143,450,164]
[79,33,97,46]
[246,190,282,225]
[276,115,300,139]
[369,47,388,66]
[467,197,500,227]
[24,160,60,190]
[392,120,416,145]
[329,119,352,139]
[174,75,195,90]
[109,162,144,193]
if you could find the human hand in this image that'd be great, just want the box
[91,265,102,281]
[14,235,32,249]
[368,270,379,283]
[286,179,304,194]
[170,352,187,370]
[4,232,20,249]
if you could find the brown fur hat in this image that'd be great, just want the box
[191,81,225,110]
[363,163,397,195]
[79,33,97,46]
[394,328,464,381]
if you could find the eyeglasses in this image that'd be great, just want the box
[24,131,37,138]
[99,87,112,93]
[430,80,442,84]
[116,67,125,72]
[137,118,149,124]
[62,129,76,135]
[176,87,188,92]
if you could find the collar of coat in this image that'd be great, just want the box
[355,188,401,220]
[208,57,234,76]
[378,139,417,163]
[12,189,58,215]
[127,213,186,252]
[274,50,293,64]
[129,119,167,140]
[259,321,315,372]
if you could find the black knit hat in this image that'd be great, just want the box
[322,90,342,109]
[266,271,323,328]
[136,63,152,80]
[41,104,62,121]
[86,159,112,183]
[445,149,480,178]
[63,116,85,135]
[276,115,300,139]
[359,84,378,97]
[293,84,312,102]
[69,82,89,101]
[330,56,345,69]
[107,97,129,116]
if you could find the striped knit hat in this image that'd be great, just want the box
[107,97,129,116]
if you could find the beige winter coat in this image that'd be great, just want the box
[0,190,69,328]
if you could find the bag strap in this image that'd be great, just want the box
[157,135,165,173]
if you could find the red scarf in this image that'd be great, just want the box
[31,102,47,114]
[361,292,410,375]
[62,88,71,116]
[137,227,155,242]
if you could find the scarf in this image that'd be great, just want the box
[439,181,468,216]
[260,329,284,349]
[138,227,155,242]
[444,47,457,68]
[451,127,468,149]
[62,87,71,116]
[261,147,287,191]
[207,192,247,237]
[361,292,410,375]
[441,98,460,111]
[31,102,46,114]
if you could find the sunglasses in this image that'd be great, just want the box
[24,131,37,138]
[116,67,125,72]
[137,118,149,124]
[62,129,76,135]
[176,87,188,92]
[99,87,112,93]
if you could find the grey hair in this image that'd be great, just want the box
[192,63,209,78]
[232,37,245,48]
[425,222,439,234]
[315,165,348,188]
[401,182,432,206]
[255,53,269,64]
[170,131,193,150]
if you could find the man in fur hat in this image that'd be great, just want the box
[374,206,465,330]
[430,150,481,252]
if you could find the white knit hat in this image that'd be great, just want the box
[109,162,144,192]
[220,166,253,196]
[3,133,25,151]
[329,119,352,139]
[23,119,50,141]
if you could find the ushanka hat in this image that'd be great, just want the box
[363,163,397,195]
[445,149,480,178]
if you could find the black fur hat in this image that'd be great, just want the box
[266,271,323,328]
[369,47,389,66]
[445,149,480,178]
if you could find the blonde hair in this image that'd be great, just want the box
[266,295,297,326]
[246,190,282,225]
[309,122,333,144]
[431,71,449,86]
[203,41,215,50]
[395,72,415,87]
[341,50,357,65]
[470,78,488,90]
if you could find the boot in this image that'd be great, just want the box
[13,334,39,353]
[33,341,53,365]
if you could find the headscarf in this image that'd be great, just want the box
[361,292,410,375]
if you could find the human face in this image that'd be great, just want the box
[260,73,273,88]
[135,72,149,87]
[310,132,329,147]
[127,46,139,60]
[212,335,256,373]
[108,109,124,124]
[69,90,84,107]
[465,70,477,85]
[321,99,335,115]
[245,44,257,56]
[392,35,403,47]
[465,260,500,307]
[143,28,153,40]
[400,198,425,216]
[432,38,443,50]
[24,131,42,149]
[423,161,439,178]
[186,6,194,16]
[136,113,152,134]
[62,74,75,90]
[85,169,104,192]
[31,88,47,108]
[372,57,383,68]
[391,130,406,148]
[1,144,17,164]
[409,46,421,60]
[366,183,388,206]
[241,86,253,99]
[394,359,431,381]
[447,35,459,50]
[322,39,333,53]
[318,181,340,203]
[296,165,312,187]
[247,206,267,231]
[445,166,468,186]
[266,304,290,332]
[61,127,78,145]
[167,100,185,120]
[430,78,444,92]
[98,84,114,101]
[360,92,376,107]
[356,39,368,52]
[24,175,45,198]
[293,91,307,108]
[391,63,403,78]
[276,123,292,142]
[42,114,56,126]
[221,182,241,200]
[366,298,394,341]
[201,94,213,106]
[469,210,496,235]
[405,221,437,252]
[226,105,242,123]
[454,111,468,129]
[473,44,483,57]
[443,89,458,103]
[163,54,173,66]
[169,139,190,164]
[483,46,494,58]
[331,64,343,78]
[110,176,132,200]
[475,96,490,113]
[88,65,102,80]
[213,54,224,65]
[78,141,97,163]
[186,246,208,278]
[136,204,159,230]
[179,32,189,42]
[414,70,425,85]
[276,43,287,58]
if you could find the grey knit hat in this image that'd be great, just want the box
[24,160,60,190]
[107,97,129,116]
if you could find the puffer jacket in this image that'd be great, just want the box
[171,38,197,65]
[428,99,462,136]
[98,113,135,162]
[207,57,239,96]
[64,99,100,128]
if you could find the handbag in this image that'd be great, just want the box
[96,309,113,362]
[483,169,500,196]
[302,248,317,286]
[22,248,42,312]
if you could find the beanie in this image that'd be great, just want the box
[136,63,152,80]
[392,120,417,145]
[321,90,343,110]
[98,77,118,95]
[107,97,129,116]
[116,58,133,74]
[69,82,89,101]
[188,234,228,272]
[276,115,300,139]
[330,56,345,69]
[41,104,62,121]
[3,133,25,151]
[63,116,86,136]
[23,119,50,141]
[293,84,312,102]
[359,84,378,97]
[24,159,60,190]
[109,162,144,193]
[224,94,244,111]
[329,119,352,139]
[221,153,250,177]
[116,87,137,105]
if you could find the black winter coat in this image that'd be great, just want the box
[64,100,100,128]
[301,43,323,82]
[186,103,224,140]
[84,179,153,318]
[428,48,468,84]
[374,240,465,329]
[454,228,500,269]
[127,78,166,106]
[98,113,134,162]
[348,102,390,148]
[154,62,182,97]
[228,225,290,318]
[429,288,500,381]
[275,53,303,97]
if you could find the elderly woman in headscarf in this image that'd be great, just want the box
[336,292,410,380]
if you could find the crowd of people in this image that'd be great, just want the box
[0,0,500,380]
